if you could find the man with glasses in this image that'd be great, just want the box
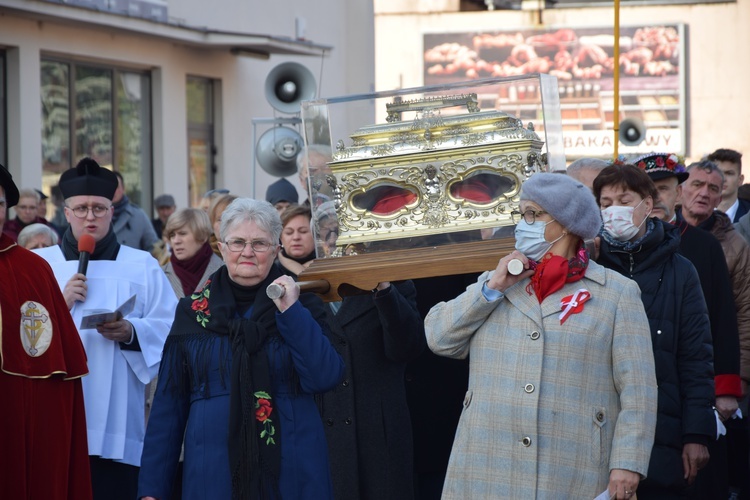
[2,187,59,242]
[35,157,177,500]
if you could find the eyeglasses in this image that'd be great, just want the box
[66,204,111,219]
[223,239,275,253]
[0,198,6,208]
[510,209,549,225]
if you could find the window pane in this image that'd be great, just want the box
[41,60,71,175]
[187,77,211,124]
[75,65,113,167]
[116,71,151,207]
[187,76,214,207]
[188,134,210,207]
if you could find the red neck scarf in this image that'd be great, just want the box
[171,241,213,296]
[526,242,589,303]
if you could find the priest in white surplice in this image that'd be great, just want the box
[35,158,177,500]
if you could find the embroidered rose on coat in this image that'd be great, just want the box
[190,280,211,327]
[254,391,276,445]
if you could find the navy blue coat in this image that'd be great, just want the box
[598,219,715,491]
[138,300,344,500]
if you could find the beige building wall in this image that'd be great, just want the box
[0,0,374,210]
[374,2,750,174]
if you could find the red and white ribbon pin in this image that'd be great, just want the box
[559,289,591,325]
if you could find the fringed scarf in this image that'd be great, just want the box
[162,265,285,499]
[526,241,589,303]
[170,241,213,296]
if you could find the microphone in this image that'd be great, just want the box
[77,234,96,276]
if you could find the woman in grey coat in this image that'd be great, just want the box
[426,173,658,500]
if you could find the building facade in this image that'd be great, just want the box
[0,0,375,216]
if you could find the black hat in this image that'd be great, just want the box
[0,163,20,208]
[634,153,689,183]
[34,188,48,200]
[265,178,299,205]
[59,157,118,200]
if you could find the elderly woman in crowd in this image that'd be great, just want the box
[425,173,658,499]
[594,164,715,499]
[17,222,59,249]
[163,208,223,298]
[138,198,345,500]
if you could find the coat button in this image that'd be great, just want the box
[342,379,350,387]
[344,418,352,425]
[326,418,334,426]
[521,436,532,447]
[596,411,605,422]
[524,383,535,393]
[530,331,540,340]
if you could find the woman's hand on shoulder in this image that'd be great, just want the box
[486,250,534,293]
[608,468,639,499]
[271,275,300,313]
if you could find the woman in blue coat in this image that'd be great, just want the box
[138,198,345,500]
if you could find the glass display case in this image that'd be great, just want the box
[297,74,563,299]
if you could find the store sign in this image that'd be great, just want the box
[423,24,686,157]
[40,0,168,23]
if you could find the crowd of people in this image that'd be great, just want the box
[1,144,750,500]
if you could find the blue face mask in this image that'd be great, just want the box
[514,219,563,262]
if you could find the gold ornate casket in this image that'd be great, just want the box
[297,75,564,300]
[326,93,547,247]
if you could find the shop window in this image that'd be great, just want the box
[186,76,217,208]
[40,59,152,208]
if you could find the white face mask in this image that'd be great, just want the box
[514,219,564,262]
[601,198,650,241]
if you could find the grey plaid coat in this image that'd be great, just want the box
[425,260,657,499]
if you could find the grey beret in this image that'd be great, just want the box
[520,172,602,240]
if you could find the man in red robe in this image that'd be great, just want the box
[0,163,92,500]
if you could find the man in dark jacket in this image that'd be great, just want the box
[111,171,159,252]
[594,163,715,499]
[679,160,750,499]
[636,153,742,498]
[319,280,425,500]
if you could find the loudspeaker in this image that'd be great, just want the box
[618,117,646,146]
[265,62,317,114]
[255,126,303,177]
